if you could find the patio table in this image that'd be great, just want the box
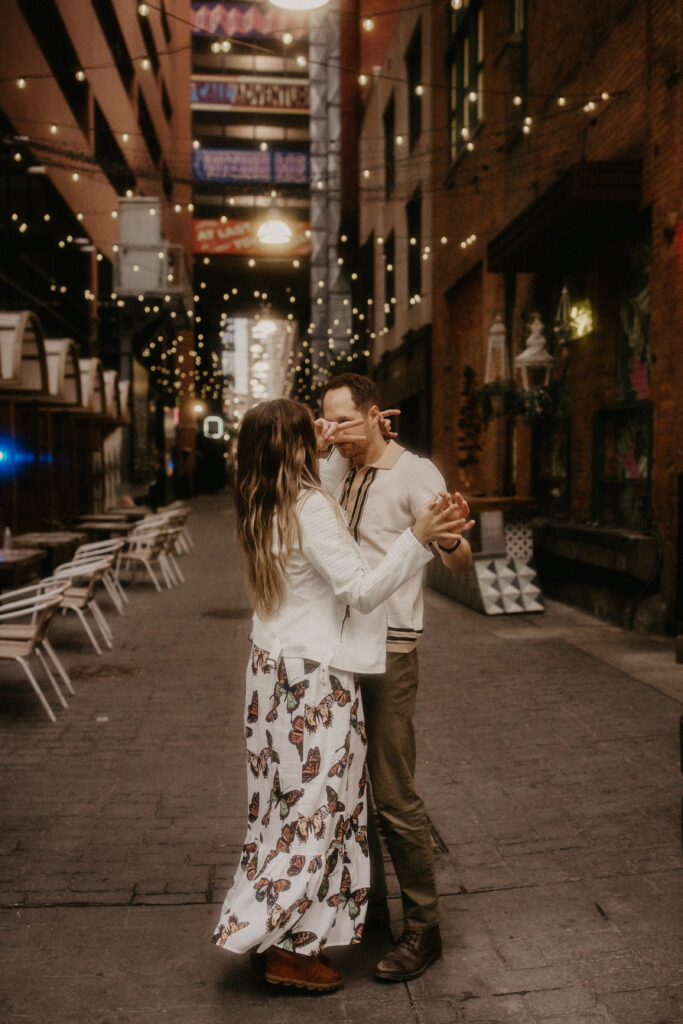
[0,548,46,590]
[12,531,88,574]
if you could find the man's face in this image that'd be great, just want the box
[322,386,372,461]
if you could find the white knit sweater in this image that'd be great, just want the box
[250,489,432,673]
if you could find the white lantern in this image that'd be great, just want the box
[514,314,554,389]
[484,314,510,382]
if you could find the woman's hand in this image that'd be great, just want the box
[378,408,401,439]
[314,417,365,452]
[412,492,475,547]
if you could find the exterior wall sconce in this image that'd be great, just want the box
[514,314,554,389]
[484,314,511,382]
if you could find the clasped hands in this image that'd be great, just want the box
[413,490,475,548]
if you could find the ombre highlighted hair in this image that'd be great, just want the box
[234,398,335,618]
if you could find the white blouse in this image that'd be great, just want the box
[250,488,432,673]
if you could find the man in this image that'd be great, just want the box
[317,373,473,982]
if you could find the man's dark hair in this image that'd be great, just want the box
[320,373,380,412]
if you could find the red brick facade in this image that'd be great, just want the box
[351,0,683,628]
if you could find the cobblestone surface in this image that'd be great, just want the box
[1,493,682,1023]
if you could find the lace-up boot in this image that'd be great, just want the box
[375,926,442,981]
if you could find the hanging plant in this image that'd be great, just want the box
[476,378,517,426]
[515,381,558,425]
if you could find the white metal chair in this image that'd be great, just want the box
[0,581,71,722]
[73,538,127,612]
[53,557,115,655]
[117,520,177,591]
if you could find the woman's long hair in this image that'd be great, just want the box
[234,398,325,618]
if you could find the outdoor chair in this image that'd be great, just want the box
[116,522,171,592]
[73,537,127,612]
[53,557,116,655]
[0,580,72,722]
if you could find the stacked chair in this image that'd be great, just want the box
[0,504,193,722]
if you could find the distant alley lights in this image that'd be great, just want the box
[268,0,330,10]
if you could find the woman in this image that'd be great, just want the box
[213,399,461,992]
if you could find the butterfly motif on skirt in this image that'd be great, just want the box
[246,689,259,723]
[247,730,280,778]
[303,694,334,733]
[342,801,368,857]
[248,791,260,823]
[308,854,323,873]
[267,894,312,932]
[287,854,306,877]
[349,697,367,744]
[258,822,296,877]
[301,745,321,783]
[316,817,346,901]
[326,785,345,815]
[262,769,304,826]
[295,805,329,842]
[212,914,249,945]
[351,921,364,945]
[240,841,258,880]
[329,674,352,707]
[254,875,291,910]
[279,929,317,953]
[267,660,309,721]
[288,715,305,761]
[328,730,354,778]
[251,645,272,675]
[326,864,369,919]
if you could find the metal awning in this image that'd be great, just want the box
[487,161,643,273]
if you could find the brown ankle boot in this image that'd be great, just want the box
[375,926,442,981]
[263,946,343,992]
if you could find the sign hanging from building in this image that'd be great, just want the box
[192,148,310,185]
[193,218,311,256]
[191,75,309,113]
[191,3,308,40]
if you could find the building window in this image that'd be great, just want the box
[406,190,421,298]
[405,22,422,150]
[447,0,484,161]
[591,404,653,530]
[352,234,375,353]
[160,0,172,43]
[161,81,173,121]
[383,94,395,199]
[138,8,160,75]
[94,103,135,195]
[384,232,395,331]
[511,0,526,33]
[92,0,135,93]
[138,90,161,165]
[16,0,89,132]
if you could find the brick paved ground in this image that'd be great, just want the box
[1,493,682,1024]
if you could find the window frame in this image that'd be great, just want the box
[446,0,485,162]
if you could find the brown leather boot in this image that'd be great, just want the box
[375,926,442,981]
[263,946,343,992]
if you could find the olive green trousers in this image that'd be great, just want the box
[360,648,440,930]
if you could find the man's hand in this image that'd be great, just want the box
[314,417,365,453]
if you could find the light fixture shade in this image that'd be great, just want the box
[257,216,293,246]
[268,0,329,9]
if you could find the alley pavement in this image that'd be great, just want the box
[1,492,682,1024]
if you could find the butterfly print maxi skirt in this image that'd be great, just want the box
[213,648,370,955]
